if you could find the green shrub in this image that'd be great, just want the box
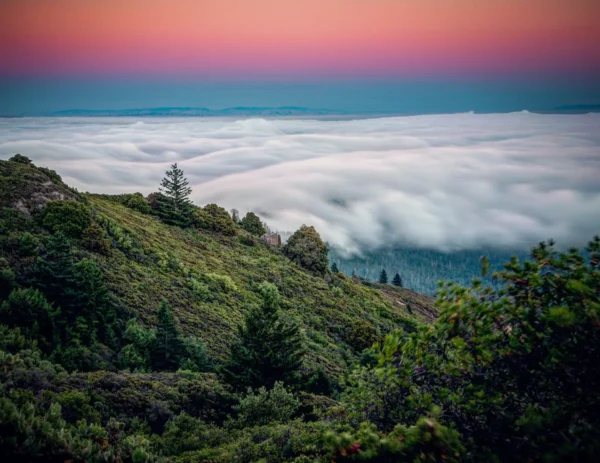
[344,319,378,352]
[8,154,33,165]
[124,193,152,214]
[159,412,223,456]
[204,272,237,292]
[188,276,211,301]
[81,223,111,255]
[40,200,91,238]
[0,288,55,350]
[232,381,301,427]
[193,204,237,236]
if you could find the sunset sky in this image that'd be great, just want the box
[1,0,599,114]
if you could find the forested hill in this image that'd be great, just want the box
[329,246,530,296]
[1,155,599,463]
[0,156,426,376]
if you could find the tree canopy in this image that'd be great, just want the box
[223,282,305,390]
[283,225,329,275]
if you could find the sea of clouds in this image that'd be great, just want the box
[1,112,599,254]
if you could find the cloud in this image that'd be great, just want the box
[1,113,599,254]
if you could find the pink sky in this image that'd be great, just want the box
[1,0,599,77]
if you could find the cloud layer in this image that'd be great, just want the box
[1,113,599,253]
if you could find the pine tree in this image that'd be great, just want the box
[151,299,185,371]
[224,282,304,390]
[379,268,388,284]
[392,272,403,287]
[158,163,193,226]
[34,232,77,316]
[331,262,340,273]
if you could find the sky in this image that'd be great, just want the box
[1,113,599,253]
[1,0,599,114]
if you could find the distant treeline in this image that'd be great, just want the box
[329,247,530,295]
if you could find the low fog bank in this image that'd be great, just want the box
[1,112,599,254]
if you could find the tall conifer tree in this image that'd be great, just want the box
[224,283,304,390]
[392,273,403,287]
[158,163,193,226]
[379,268,388,284]
[152,299,185,371]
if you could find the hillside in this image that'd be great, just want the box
[2,155,597,463]
[0,157,430,379]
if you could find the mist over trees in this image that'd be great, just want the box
[330,246,530,295]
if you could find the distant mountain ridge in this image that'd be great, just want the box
[30,106,348,117]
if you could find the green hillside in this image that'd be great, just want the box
[0,157,427,376]
[1,155,599,463]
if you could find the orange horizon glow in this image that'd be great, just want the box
[1,0,599,77]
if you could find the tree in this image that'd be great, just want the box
[331,262,340,273]
[193,204,237,236]
[224,282,304,390]
[342,236,600,462]
[34,232,77,311]
[151,299,185,371]
[240,212,266,236]
[392,272,402,287]
[158,163,193,226]
[231,208,240,223]
[379,268,388,284]
[283,225,329,275]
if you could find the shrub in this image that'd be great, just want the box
[8,154,33,165]
[124,193,152,214]
[159,413,223,456]
[0,288,55,350]
[232,382,300,427]
[40,200,91,238]
[81,223,111,255]
[344,319,378,352]
[204,272,237,292]
[188,277,211,301]
[193,204,237,236]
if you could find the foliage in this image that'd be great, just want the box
[324,411,465,462]
[157,163,193,226]
[0,397,164,462]
[284,225,329,275]
[331,261,340,273]
[0,287,56,350]
[344,319,378,352]
[379,269,388,284]
[8,153,32,165]
[342,237,600,462]
[391,273,402,287]
[240,212,266,236]
[124,192,152,214]
[223,282,305,390]
[232,381,301,427]
[151,299,186,371]
[194,203,238,235]
[40,200,91,238]
[81,222,112,255]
